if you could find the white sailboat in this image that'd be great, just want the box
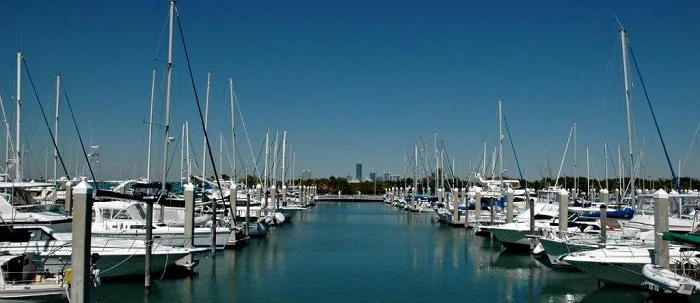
[90,201,231,250]
[0,225,205,278]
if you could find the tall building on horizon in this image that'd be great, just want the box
[369,171,376,181]
[356,163,362,181]
[383,171,390,182]
[302,170,311,180]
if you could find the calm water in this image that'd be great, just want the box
[91,202,653,302]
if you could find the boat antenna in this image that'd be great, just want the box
[614,14,624,30]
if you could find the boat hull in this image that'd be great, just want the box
[0,285,67,303]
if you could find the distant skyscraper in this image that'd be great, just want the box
[369,171,376,181]
[356,163,362,181]
[302,170,311,180]
[383,171,390,181]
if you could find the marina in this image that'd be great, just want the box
[1,0,700,302]
[89,201,655,303]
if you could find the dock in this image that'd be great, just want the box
[315,195,384,202]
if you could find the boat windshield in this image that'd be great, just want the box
[125,204,147,220]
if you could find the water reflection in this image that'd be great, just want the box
[90,202,658,303]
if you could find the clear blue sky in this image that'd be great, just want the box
[1,0,699,183]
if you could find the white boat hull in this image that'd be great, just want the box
[0,284,67,303]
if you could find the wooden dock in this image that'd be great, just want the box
[315,195,385,202]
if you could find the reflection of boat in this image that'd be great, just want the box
[492,251,544,270]
[0,252,68,302]
[578,285,649,303]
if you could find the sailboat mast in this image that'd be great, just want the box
[264,131,269,189]
[15,51,22,182]
[53,74,60,182]
[272,131,279,186]
[149,0,175,290]
[434,132,438,193]
[441,150,445,190]
[281,130,287,189]
[620,28,636,206]
[146,68,156,181]
[413,144,418,198]
[586,146,590,198]
[186,121,191,180]
[498,101,503,187]
[291,150,295,188]
[219,132,223,176]
[228,78,236,183]
[604,142,609,190]
[618,144,623,195]
[202,71,211,179]
[482,142,487,177]
[574,121,577,197]
[160,0,175,192]
[181,126,187,183]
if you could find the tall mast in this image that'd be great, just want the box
[498,101,503,188]
[586,146,590,198]
[15,51,22,182]
[149,0,174,289]
[228,78,236,183]
[604,142,609,190]
[281,130,287,188]
[574,121,577,197]
[263,131,269,189]
[219,132,223,176]
[186,121,191,180]
[482,142,487,177]
[441,150,445,189]
[180,123,185,185]
[620,28,636,206]
[618,144,623,195]
[413,144,418,198]
[291,149,295,188]
[272,131,279,186]
[202,71,211,179]
[146,68,156,181]
[434,132,438,192]
[53,74,60,182]
[160,0,175,191]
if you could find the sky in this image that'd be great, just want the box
[1,0,699,183]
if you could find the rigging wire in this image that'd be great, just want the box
[21,59,70,180]
[627,43,679,192]
[174,6,224,199]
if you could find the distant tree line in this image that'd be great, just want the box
[195,174,697,195]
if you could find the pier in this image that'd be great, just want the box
[315,194,384,202]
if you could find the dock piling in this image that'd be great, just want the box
[654,189,669,268]
[559,189,569,239]
[70,181,93,303]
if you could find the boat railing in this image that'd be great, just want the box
[93,235,176,252]
[0,270,64,286]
